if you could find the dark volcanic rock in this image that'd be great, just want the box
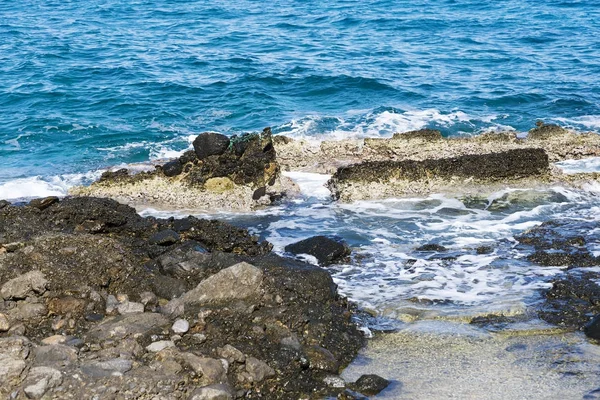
[29,196,59,211]
[285,236,351,266]
[148,229,180,246]
[416,243,447,252]
[0,197,364,399]
[350,374,390,396]
[539,270,600,328]
[584,314,600,340]
[161,159,183,177]
[0,200,10,209]
[331,148,549,185]
[193,132,231,160]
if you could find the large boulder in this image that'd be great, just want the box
[193,132,231,160]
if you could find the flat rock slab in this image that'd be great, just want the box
[87,312,169,341]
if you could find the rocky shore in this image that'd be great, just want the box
[0,197,371,399]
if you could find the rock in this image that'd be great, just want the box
[162,160,183,177]
[81,358,133,378]
[0,313,10,332]
[416,243,447,252]
[181,354,227,385]
[41,335,68,345]
[217,344,245,363]
[476,246,494,255]
[328,148,550,201]
[350,374,390,396]
[87,312,169,341]
[28,196,59,211]
[392,128,443,141]
[280,335,302,351]
[584,314,600,340]
[0,200,10,209]
[148,229,180,246]
[244,357,275,383]
[23,366,62,399]
[172,319,189,334]
[0,337,30,387]
[528,122,567,140]
[47,296,87,316]
[33,345,77,367]
[285,236,351,266]
[9,302,47,322]
[146,340,175,352]
[193,132,231,160]
[140,291,158,308]
[188,384,233,400]
[105,295,119,314]
[1,270,48,300]
[338,389,369,400]
[161,297,185,318]
[117,301,145,314]
[182,262,263,305]
[305,345,339,373]
[205,177,235,193]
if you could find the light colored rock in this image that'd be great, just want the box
[161,297,185,318]
[81,358,133,378]
[87,312,169,341]
[172,319,189,334]
[23,367,62,399]
[146,340,175,353]
[0,337,30,387]
[41,335,67,345]
[105,294,119,314]
[188,384,233,400]
[217,344,245,363]
[244,357,275,383]
[33,345,77,367]
[140,291,158,307]
[1,271,48,300]
[8,302,47,322]
[324,375,346,388]
[204,177,235,193]
[0,312,10,332]
[181,354,227,385]
[117,301,144,314]
[182,262,263,305]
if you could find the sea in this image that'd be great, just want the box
[2,1,600,397]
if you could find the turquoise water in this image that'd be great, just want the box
[1,0,600,187]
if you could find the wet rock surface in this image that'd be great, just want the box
[0,197,364,399]
[285,236,351,266]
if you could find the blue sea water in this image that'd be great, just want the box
[1,0,600,189]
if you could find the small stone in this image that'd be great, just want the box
[244,357,275,383]
[23,366,62,399]
[280,335,301,350]
[305,345,339,373]
[285,236,351,266]
[188,384,233,400]
[181,354,227,385]
[116,293,129,303]
[48,296,87,316]
[161,297,185,317]
[192,333,207,343]
[9,302,47,322]
[171,319,189,334]
[584,314,600,340]
[146,340,175,353]
[337,389,368,400]
[1,270,48,300]
[0,313,10,332]
[162,160,183,177]
[41,335,68,345]
[33,345,78,367]
[117,301,144,315]
[351,374,390,396]
[105,295,119,314]
[416,243,448,252]
[140,292,158,307]
[148,229,180,246]
[81,358,133,378]
[217,344,245,363]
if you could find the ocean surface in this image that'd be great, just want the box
[2,1,600,324]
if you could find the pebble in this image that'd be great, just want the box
[172,319,189,334]
[146,340,175,353]
[117,301,144,314]
[41,335,68,345]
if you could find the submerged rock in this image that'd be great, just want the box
[285,236,351,266]
[350,374,390,396]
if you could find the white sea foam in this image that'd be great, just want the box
[0,171,103,201]
[554,115,600,130]
[282,171,331,199]
[555,157,600,174]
